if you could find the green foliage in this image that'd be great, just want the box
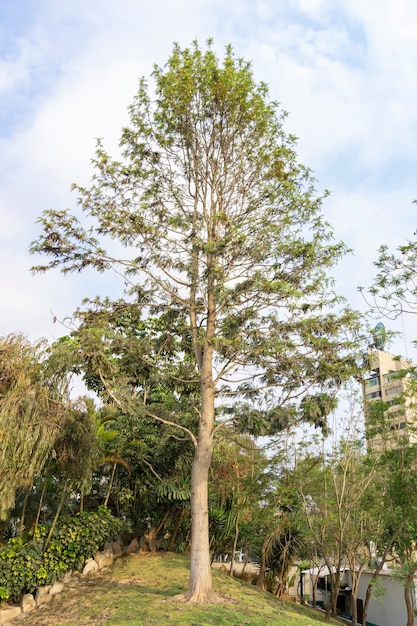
[0,585,9,605]
[0,507,125,601]
[0,334,72,520]
[30,40,364,426]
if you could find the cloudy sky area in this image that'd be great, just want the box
[1,0,417,359]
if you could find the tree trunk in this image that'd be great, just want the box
[169,508,185,550]
[34,480,48,534]
[325,575,339,622]
[404,577,414,626]
[351,590,358,626]
[43,482,69,552]
[228,512,240,577]
[184,434,214,601]
[257,533,270,591]
[18,486,32,536]
[362,545,391,626]
[182,340,217,603]
[349,561,364,626]
[104,462,117,507]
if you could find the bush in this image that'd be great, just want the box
[0,507,126,601]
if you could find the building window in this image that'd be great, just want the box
[387,399,400,407]
[366,391,382,400]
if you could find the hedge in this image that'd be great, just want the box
[0,506,126,602]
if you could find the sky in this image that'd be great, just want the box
[1,0,417,362]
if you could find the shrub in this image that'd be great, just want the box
[0,507,126,601]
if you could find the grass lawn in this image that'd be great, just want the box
[23,552,340,626]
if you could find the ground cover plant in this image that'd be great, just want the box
[21,552,339,625]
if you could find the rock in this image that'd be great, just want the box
[21,593,37,613]
[61,571,73,584]
[125,538,139,554]
[35,586,52,605]
[82,558,99,576]
[0,606,22,624]
[50,582,64,596]
[111,541,123,557]
[139,529,157,552]
[94,551,114,569]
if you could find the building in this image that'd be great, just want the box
[362,349,417,447]
[301,565,417,626]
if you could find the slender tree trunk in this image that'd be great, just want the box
[34,480,48,534]
[312,574,318,608]
[169,509,185,550]
[351,590,358,626]
[18,485,32,536]
[43,483,68,552]
[228,512,240,577]
[349,562,364,626]
[242,551,250,575]
[362,547,391,626]
[404,576,414,626]
[104,463,117,507]
[257,533,270,591]
[325,575,339,622]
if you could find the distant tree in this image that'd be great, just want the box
[0,334,71,521]
[31,41,363,602]
[208,436,268,575]
[361,206,417,318]
[377,443,417,626]
[294,430,378,625]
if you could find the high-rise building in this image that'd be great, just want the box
[362,350,417,447]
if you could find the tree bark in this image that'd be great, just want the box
[404,577,414,626]
[324,574,340,622]
[257,533,270,591]
[182,335,218,602]
[169,508,185,550]
[43,482,68,552]
[104,462,117,507]
[228,512,240,577]
[18,486,32,536]
[34,480,48,534]
[184,432,214,601]
[362,546,392,626]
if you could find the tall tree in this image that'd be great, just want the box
[31,41,362,602]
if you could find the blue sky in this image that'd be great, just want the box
[1,0,417,360]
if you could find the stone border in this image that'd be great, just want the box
[0,537,141,625]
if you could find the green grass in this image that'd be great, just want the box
[26,552,340,625]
